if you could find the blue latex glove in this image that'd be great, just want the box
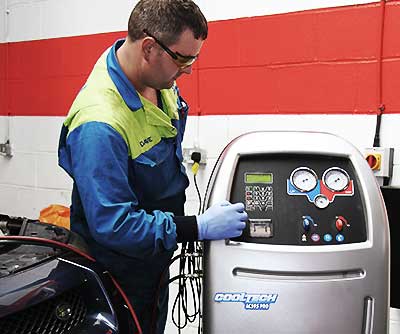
[197,200,248,240]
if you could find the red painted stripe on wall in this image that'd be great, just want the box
[1,1,400,117]
[382,1,400,112]
[1,32,125,116]
[0,43,7,116]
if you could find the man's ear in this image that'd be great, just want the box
[142,38,154,61]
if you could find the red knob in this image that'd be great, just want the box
[335,218,344,231]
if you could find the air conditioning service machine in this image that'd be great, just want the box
[202,131,390,334]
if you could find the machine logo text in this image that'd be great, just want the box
[214,292,278,310]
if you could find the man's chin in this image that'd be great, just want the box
[163,80,176,89]
[154,79,176,90]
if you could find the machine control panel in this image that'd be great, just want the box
[245,173,273,212]
[230,154,367,245]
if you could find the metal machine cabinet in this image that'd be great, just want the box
[203,131,390,334]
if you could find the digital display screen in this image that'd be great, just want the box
[245,173,273,184]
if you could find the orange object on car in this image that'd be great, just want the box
[39,204,70,229]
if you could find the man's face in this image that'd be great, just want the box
[147,29,204,89]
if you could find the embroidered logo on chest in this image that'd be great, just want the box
[139,136,153,147]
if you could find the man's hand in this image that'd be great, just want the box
[197,200,248,240]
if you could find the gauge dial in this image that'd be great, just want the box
[322,167,350,192]
[314,194,329,209]
[290,167,318,192]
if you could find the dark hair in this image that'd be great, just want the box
[128,0,208,45]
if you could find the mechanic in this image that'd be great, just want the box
[58,1,248,333]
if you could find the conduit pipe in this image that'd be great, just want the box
[374,0,387,147]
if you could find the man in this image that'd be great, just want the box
[58,1,248,333]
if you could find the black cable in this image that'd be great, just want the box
[172,242,195,331]
[373,113,382,147]
[171,147,224,333]
[186,256,199,322]
[171,242,203,331]
[192,160,204,332]
[201,145,227,214]
[167,274,186,285]
[194,174,202,216]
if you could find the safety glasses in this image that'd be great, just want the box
[143,29,198,69]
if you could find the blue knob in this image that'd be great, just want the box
[303,218,311,231]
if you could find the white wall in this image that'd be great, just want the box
[197,0,374,21]
[2,113,399,219]
[0,116,71,218]
[1,0,374,42]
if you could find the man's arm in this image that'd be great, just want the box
[66,121,178,257]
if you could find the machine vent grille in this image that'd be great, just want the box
[0,288,87,334]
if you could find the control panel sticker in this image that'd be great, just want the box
[214,292,278,311]
[287,166,354,208]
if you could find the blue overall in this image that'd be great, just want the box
[58,39,191,333]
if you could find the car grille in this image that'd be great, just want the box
[0,288,87,334]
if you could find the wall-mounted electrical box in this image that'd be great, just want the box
[0,141,13,158]
[364,147,394,181]
[182,147,207,164]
